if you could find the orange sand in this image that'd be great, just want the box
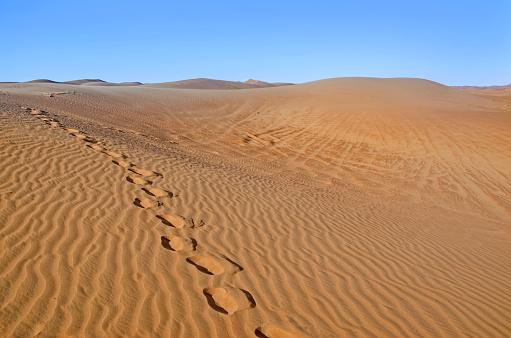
[0,78,510,337]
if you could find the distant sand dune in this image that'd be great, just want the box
[22,78,292,89]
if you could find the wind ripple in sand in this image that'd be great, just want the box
[203,287,256,315]
[187,254,243,275]
[161,236,197,252]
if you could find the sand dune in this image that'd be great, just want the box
[19,78,292,89]
[141,78,292,90]
[0,77,510,337]
[26,79,59,84]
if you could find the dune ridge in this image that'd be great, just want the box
[19,78,293,89]
[1,77,510,337]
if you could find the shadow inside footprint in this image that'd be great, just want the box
[203,290,229,315]
[255,330,269,338]
[186,254,242,275]
[156,215,173,227]
[186,258,215,275]
[241,289,257,308]
[161,236,173,250]
[221,255,244,273]
[156,214,186,228]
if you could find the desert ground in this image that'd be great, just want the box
[0,77,510,337]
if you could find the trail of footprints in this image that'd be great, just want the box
[23,107,298,338]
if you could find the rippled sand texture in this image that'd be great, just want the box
[0,78,510,337]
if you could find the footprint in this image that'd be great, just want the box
[161,236,197,252]
[70,132,97,143]
[142,187,172,198]
[255,324,299,338]
[203,287,256,315]
[65,128,80,133]
[113,160,133,168]
[71,133,87,139]
[156,214,204,228]
[82,137,99,144]
[156,214,186,228]
[187,254,243,275]
[103,150,125,159]
[87,144,105,151]
[134,197,161,209]
[128,167,161,177]
[48,121,61,127]
[126,176,152,185]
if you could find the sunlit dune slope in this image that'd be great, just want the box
[2,77,509,220]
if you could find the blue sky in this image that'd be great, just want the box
[1,0,509,85]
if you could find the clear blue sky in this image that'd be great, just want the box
[1,0,509,85]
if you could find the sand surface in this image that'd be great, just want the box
[0,78,510,337]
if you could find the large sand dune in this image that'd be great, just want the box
[0,78,510,337]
